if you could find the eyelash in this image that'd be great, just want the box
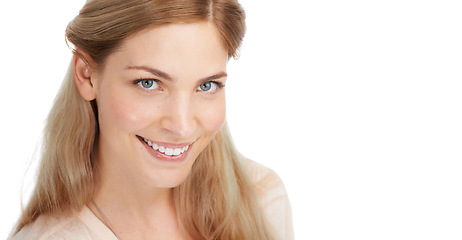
[133,78,160,91]
[202,81,226,91]
[133,79,225,92]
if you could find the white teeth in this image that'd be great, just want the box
[152,143,159,150]
[173,148,181,156]
[165,148,173,155]
[159,146,165,153]
[142,137,189,156]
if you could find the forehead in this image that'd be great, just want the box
[103,21,228,78]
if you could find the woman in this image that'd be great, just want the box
[11,0,293,239]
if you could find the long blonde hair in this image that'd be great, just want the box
[14,0,274,239]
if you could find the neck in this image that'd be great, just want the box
[87,139,191,239]
[90,147,177,227]
[93,177,174,219]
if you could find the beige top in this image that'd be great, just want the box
[11,160,294,240]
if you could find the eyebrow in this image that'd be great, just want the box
[126,65,173,81]
[126,65,227,83]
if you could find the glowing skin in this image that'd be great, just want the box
[95,22,226,188]
[74,21,228,239]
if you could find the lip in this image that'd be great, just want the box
[136,135,194,163]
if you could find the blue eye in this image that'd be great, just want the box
[198,81,223,92]
[137,79,158,90]
[199,82,213,91]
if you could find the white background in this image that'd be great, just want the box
[1,0,462,239]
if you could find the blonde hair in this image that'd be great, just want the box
[14,0,274,239]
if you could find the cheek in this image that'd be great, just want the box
[200,98,226,134]
[98,90,152,134]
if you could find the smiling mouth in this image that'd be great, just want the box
[137,136,190,156]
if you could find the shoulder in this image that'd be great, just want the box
[245,159,285,196]
[244,159,295,240]
[10,211,95,240]
[244,158,290,208]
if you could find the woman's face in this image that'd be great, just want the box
[91,22,228,188]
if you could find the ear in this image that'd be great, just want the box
[74,51,96,101]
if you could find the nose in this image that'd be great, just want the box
[159,93,196,139]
